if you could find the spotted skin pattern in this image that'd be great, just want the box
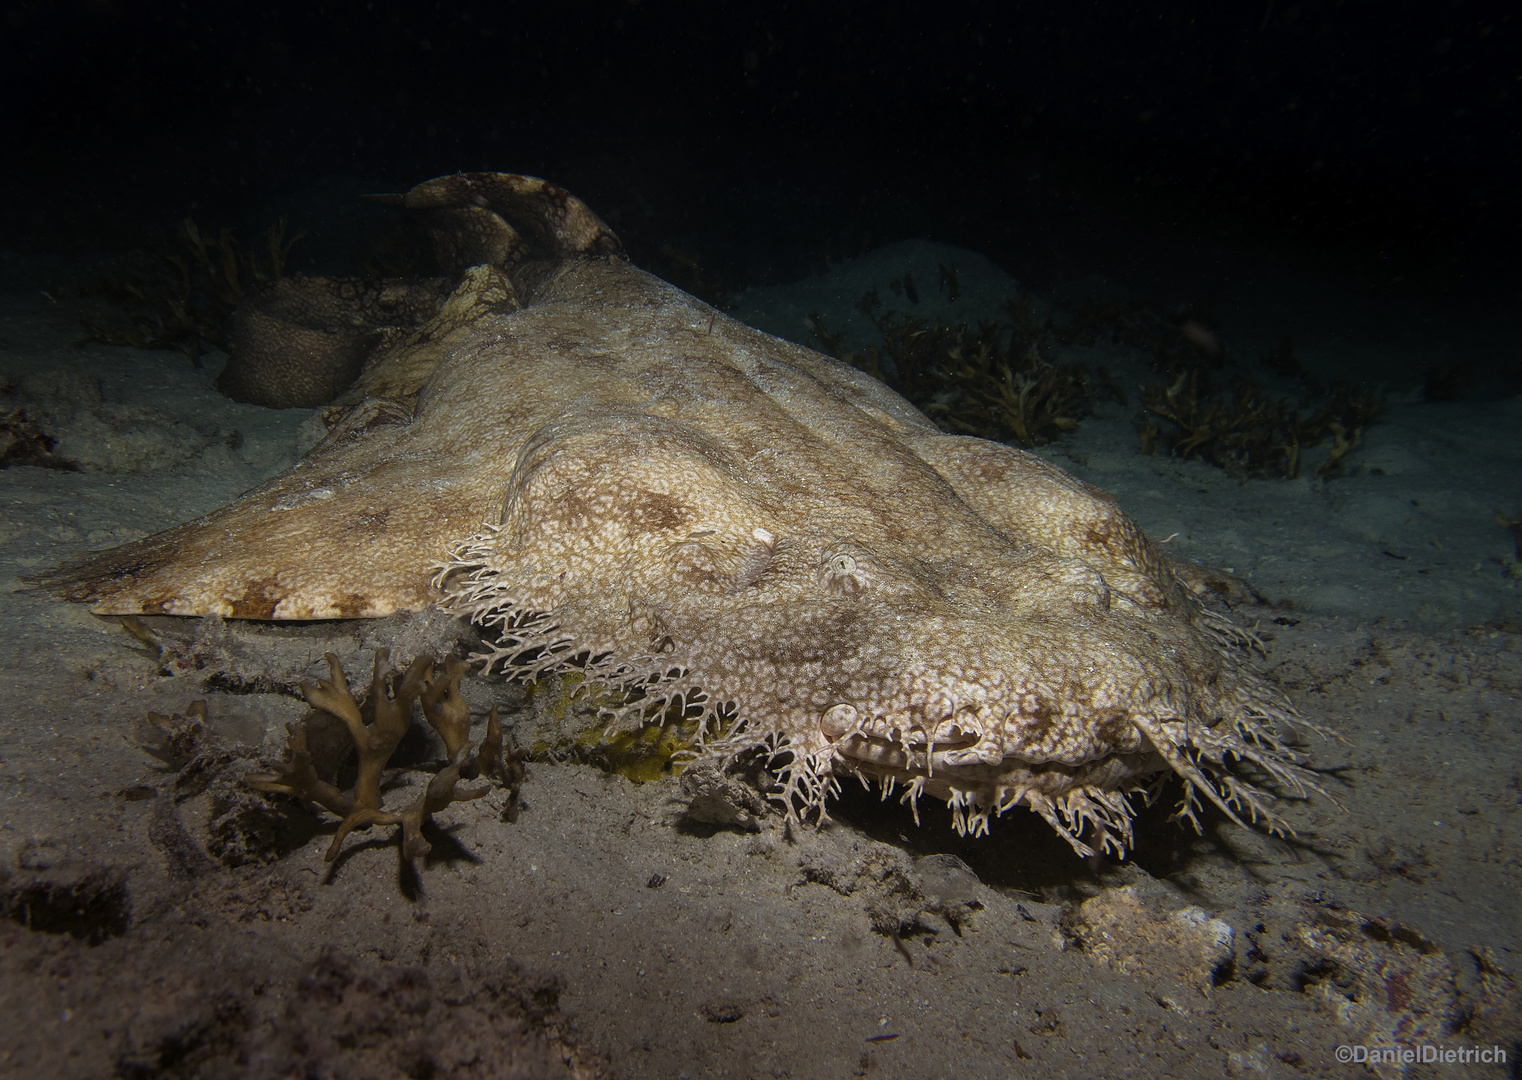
[49,173,1334,857]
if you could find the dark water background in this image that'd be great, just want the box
[3,2,1516,375]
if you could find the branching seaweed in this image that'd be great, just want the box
[1139,367,1383,480]
[811,277,1087,447]
[81,217,305,367]
[247,650,523,864]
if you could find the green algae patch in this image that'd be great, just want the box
[516,672,712,783]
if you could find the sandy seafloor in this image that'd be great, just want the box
[0,238,1518,1080]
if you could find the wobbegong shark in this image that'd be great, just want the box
[49,172,1334,857]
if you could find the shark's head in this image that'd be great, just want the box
[437,387,1330,859]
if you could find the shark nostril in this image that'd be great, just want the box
[819,702,858,738]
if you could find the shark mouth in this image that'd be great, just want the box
[723,693,1338,860]
[791,707,1169,858]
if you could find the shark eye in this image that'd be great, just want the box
[822,548,871,595]
[819,702,859,737]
